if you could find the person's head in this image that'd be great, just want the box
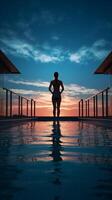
[54,72,59,79]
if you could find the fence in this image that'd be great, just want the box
[0,88,36,118]
[79,87,112,118]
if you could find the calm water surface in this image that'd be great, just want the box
[0,121,112,200]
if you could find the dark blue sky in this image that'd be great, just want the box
[0,0,112,114]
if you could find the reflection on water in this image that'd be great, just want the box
[0,121,112,200]
[50,121,62,194]
[50,121,63,162]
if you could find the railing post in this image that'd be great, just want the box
[10,91,12,117]
[96,95,98,117]
[31,99,33,117]
[88,100,89,117]
[21,97,23,117]
[93,97,95,117]
[81,99,83,117]
[79,87,110,119]
[106,88,108,117]
[85,101,87,117]
[27,99,29,117]
[79,101,80,117]
[6,89,8,117]
[3,88,37,118]
[18,96,21,117]
[34,101,36,117]
[102,92,104,117]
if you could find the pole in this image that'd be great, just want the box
[27,100,29,117]
[31,99,33,117]
[79,101,80,117]
[96,95,98,117]
[34,101,36,117]
[88,100,89,117]
[21,97,23,117]
[93,97,95,117]
[18,96,21,117]
[81,99,83,117]
[106,89,108,117]
[85,101,87,117]
[6,89,8,117]
[10,91,12,117]
[102,92,104,117]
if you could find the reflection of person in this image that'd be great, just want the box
[50,121,63,198]
[49,72,64,117]
[50,121,62,162]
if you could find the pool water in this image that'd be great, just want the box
[0,121,112,200]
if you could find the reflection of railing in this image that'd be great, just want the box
[79,87,112,118]
[1,88,36,118]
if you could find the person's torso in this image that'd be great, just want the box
[52,80,61,93]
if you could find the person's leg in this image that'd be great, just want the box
[52,100,56,117]
[57,99,61,117]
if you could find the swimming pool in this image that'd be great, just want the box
[0,121,112,200]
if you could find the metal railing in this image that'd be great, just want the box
[0,88,37,118]
[79,87,112,118]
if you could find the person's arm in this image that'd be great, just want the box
[49,81,53,94]
[60,81,64,94]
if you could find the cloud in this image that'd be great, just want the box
[11,88,78,110]
[9,79,98,98]
[1,25,110,65]
[10,89,52,109]
[11,89,40,96]
[69,39,111,63]
[9,79,49,88]
[35,54,60,63]
[0,37,34,57]
[69,47,88,63]
[65,83,98,97]
[0,34,66,63]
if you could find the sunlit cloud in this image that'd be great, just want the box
[69,39,111,63]
[9,79,99,97]
[9,79,49,88]
[11,88,79,115]
[10,88,42,96]
[10,79,99,116]
[65,83,98,97]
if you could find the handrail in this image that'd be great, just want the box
[2,87,37,118]
[3,87,30,101]
[78,87,111,118]
[85,87,110,101]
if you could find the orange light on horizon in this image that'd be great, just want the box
[0,90,79,116]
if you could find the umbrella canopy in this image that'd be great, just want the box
[94,51,112,74]
[0,50,20,74]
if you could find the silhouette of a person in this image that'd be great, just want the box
[49,72,64,117]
